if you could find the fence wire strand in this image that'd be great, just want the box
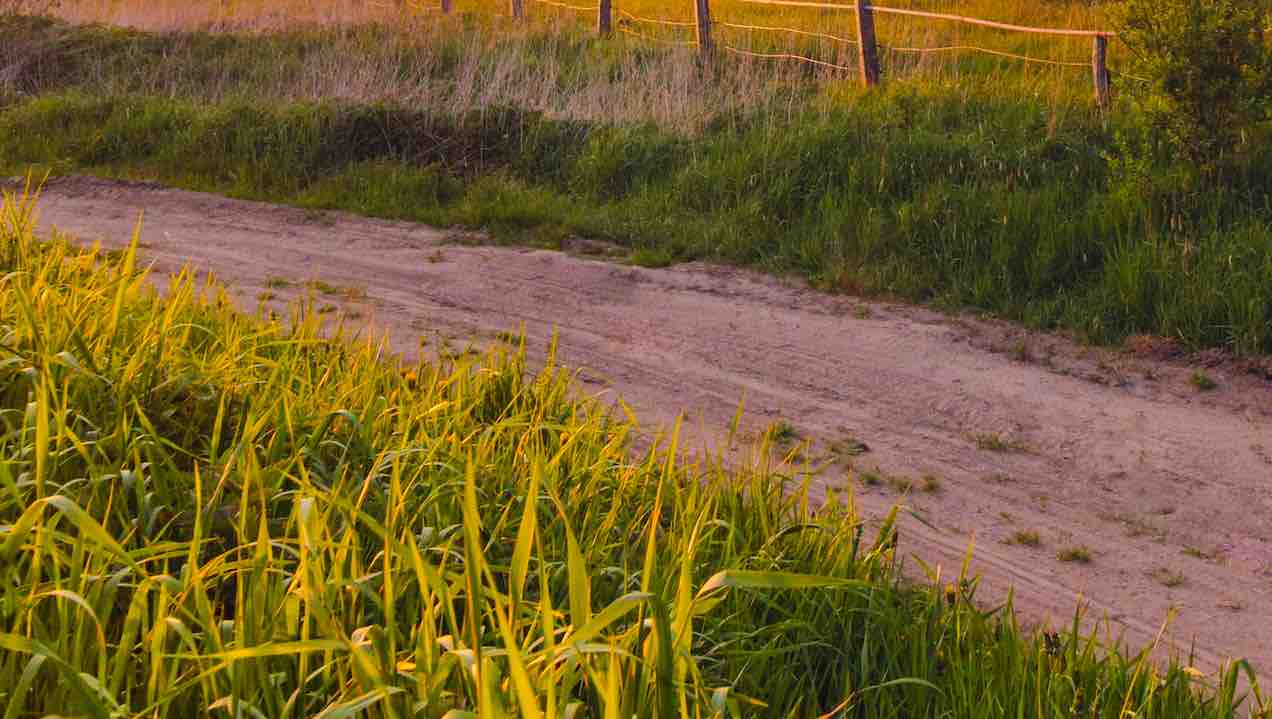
[618,9,696,27]
[1108,69,1150,83]
[531,0,598,13]
[716,20,858,46]
[866,3,1110,37]
[885,44,1089,68]
[722,44,856,71]
[515,0,1135,88]
[617,25,697,46]
[736,0,1112,37]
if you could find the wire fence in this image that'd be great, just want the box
[616,8,695,27]
[473,0,1130,105]
[531,0,596,13]
[616,24,698,46]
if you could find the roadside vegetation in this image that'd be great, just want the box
[2,181,1268,715]
[2,2,1271,354]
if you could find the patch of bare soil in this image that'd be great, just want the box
[22,175,1272,677]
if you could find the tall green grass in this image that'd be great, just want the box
[0,185,1267,715]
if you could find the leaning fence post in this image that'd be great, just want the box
[694,0,713,54]
[598,0,611,35]
[511,0,525,19]
[855,0,881,87]
[1092,34,1110,108]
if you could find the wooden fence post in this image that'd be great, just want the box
[1092,34,1110,108]
[598,0,611,35]
[855,0,880,87]
[694,0,713,54]
[511,0,525,19]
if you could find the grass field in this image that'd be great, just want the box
[2,180,1268,716]
[3,10,1270,355]
[47,0,1118,72]
[2,3,1271,713]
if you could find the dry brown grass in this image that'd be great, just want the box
[3,12,824,131]
[45,0,1117,69]
[46,0,1108,29]
[14,0,1114,134]
[44,0,404,31]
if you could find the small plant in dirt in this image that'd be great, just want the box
[1116,513,1166,539]
[1057,546,1093,564]
[769,420,799,444]
[858,468,884,487]
[1190,370,1217,391]
[1010,340,1032,363]
[1007,530,1042,547]
[1150,567,1187,587]
[306,279,366,300]
[828,434,870,458]
[887,475,915,493]
[971,432,1027,453]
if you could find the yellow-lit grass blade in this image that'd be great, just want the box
[2,655,46,719]
[0,634,117,719]
[460,460,490,710]
[509,459,541,619]
[545,490,591,632]
[107,216,142,356]
[0,495,145,575]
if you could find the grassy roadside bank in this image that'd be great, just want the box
[1,15,1270,355]
[2,184,1267,716]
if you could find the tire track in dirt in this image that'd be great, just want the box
[22,176,1272,678]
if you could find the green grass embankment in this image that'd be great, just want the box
[2,15,1270,354]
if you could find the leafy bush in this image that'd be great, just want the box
[1114,0,1271,176]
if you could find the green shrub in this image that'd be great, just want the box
[1114,0,1271,177]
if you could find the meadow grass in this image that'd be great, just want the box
[0,11,1269,359]
[1,179,1268,715]
[44,0,1121,76]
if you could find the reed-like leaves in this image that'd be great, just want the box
[0,186,1265,716]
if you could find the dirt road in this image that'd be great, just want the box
[24,176,1272,678]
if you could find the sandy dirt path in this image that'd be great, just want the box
[22,176,1272,678]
